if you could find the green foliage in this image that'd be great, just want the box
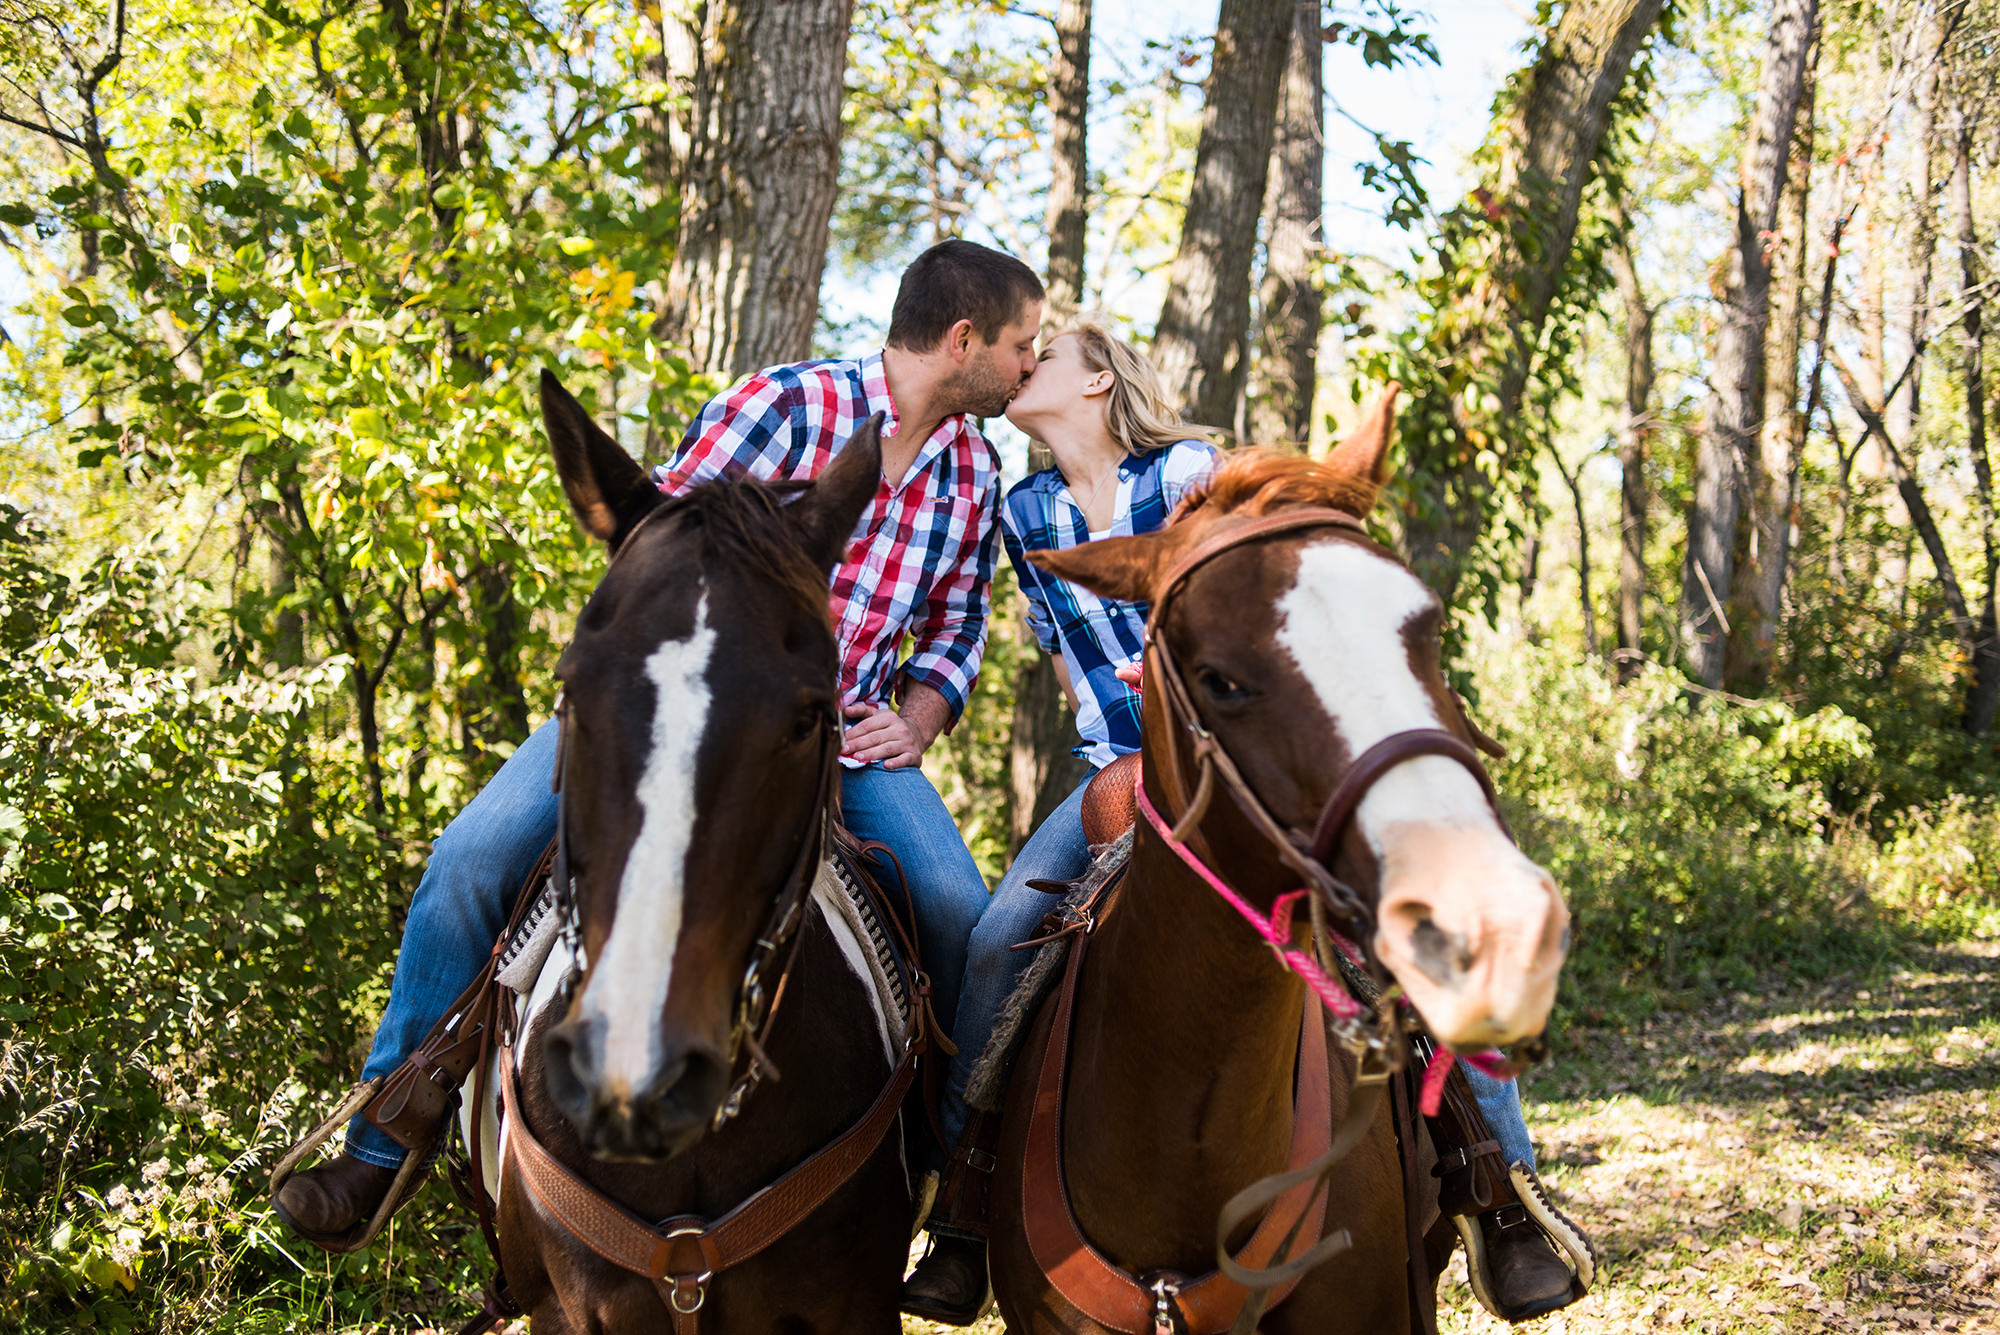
[1476,640,1995,1028]
[0,503,454,1331]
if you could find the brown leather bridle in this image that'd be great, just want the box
[1142,506,1508,940]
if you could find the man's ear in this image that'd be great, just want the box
[541,368,663,550]
[788,413,884,572]
[1028,528,1187,606]
[946,318,976,363]
[1325,383,1401,516]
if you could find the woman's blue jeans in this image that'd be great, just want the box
[935,765,1541,1176]
[346,720,988,1169]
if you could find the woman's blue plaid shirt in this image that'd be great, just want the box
[1000,440,1216,770]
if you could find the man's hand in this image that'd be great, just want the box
[842,704,923,768]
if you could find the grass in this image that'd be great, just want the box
[908,940,2000,1335]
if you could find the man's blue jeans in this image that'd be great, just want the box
[940,771,1096,1147]
[346,723,988,1169]
[934,764,1542,1176]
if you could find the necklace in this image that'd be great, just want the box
[1068,460,1120,526]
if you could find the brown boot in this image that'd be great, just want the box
[901,1111,998,1325]
[902,1234,989,1326]
[272,1153,402,1252]
[1428,1066,1593,1322]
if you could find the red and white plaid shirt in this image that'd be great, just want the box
[654,352,999,757]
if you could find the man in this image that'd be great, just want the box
[273,238,1042,1251]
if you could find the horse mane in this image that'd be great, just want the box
[649,476,831,623]
[1171,449,1373,523]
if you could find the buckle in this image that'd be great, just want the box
[657,1223,712,1313]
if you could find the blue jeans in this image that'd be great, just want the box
[347,730,988,1168]
[939,771,1095,1146]
[1465,1061,1537,1172]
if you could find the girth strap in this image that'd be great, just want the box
[499,1036,917,1332]
[1020,887,1335,1334]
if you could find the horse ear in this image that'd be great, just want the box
[789,412,884,571]
[540,368,663,549]
[1325,383,1401,514]
[1027,528,1185,606]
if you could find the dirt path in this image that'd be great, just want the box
[912,940,2000,1335]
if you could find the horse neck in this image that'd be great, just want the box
[1059,821,1312,1266]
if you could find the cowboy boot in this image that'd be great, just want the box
[1429,1066,1596,1322]
[272,1153,403,1250]
[902,1109,998,1325]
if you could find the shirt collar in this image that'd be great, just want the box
[859,351,900,436]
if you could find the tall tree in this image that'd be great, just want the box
[660,0,855,379]
[1393,0,1667,610]
[1249,0,1325,448]
[1680,0,1818,689]
[1011,0,1094,854]
[1729,49,1818,691]
[1951,95,1999,734]
[1043,0,1092,323]
[1609,222,1654,683]
[1149,0,1297,429]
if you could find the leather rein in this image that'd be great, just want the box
[1022,508,1510,1335]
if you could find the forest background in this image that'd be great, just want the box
[2,0,1999,1329]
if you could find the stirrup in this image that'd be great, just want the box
[268,1077,437,1254]
[1453,1160,1596,1321]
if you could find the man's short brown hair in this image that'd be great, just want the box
[885,239,1045,351]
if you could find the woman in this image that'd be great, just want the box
[904,322,1587,1326]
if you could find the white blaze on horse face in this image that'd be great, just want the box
[1274,541,1567,1047]
[577,590,718,1099]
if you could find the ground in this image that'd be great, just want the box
[903,940,2000,1335]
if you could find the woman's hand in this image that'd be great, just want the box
[1114,660,1144,693]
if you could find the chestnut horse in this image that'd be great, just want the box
[469,373,916,1332]
[986,390,1571,1334]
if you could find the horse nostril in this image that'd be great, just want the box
[642,1046,729,1125]
[1408,916,1474,984]
[542,1021,592,1119]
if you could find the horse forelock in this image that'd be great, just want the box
[1171,449,1373,525]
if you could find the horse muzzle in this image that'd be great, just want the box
[1370,823,1570,1049]
[542,1018,731,1162]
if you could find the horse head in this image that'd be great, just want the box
[533,370,878,1161]
[1027,387,1569,1052]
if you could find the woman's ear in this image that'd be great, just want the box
[1081,371,1114,399]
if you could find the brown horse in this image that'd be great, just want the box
[986,390,1571,1334]
[469,373,917,1332]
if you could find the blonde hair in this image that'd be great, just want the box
[1059,319,1217,456]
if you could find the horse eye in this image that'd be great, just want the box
[1198,667,1250,703]
[790,705,828,744]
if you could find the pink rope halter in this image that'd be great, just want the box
[1131,767,1514,1116]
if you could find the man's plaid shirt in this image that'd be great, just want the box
[653,352,999,755]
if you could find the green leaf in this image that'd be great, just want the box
[0,203,33,226]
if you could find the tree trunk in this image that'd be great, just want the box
[1833,354,1977,658]
[1609,227,1653,682]
[1010,0,1095,856]
[661,0,854,379]
[1043,0,1092,323]
[1398,0,1666,606]
[469,564,532,765]
[1728,53,1817,692]
[1888,14,1942,451]
[1249,0,1324,449]
[1149,0,1297,430]
[1680,0,1817,689]
[1008,648,1089,858]
[1953,103,1999,735]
